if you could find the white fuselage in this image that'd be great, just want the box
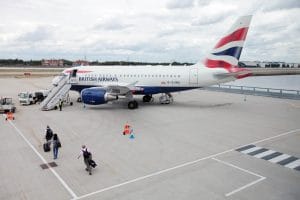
[60,63,235,94]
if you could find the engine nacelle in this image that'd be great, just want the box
[81,88,118,105]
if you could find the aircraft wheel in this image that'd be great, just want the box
[128,101,138,109]
[143,95,152,102]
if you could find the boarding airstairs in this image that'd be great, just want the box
[40,75,72,111]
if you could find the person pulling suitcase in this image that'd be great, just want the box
[77,145,97,175]
[43,125,53,152]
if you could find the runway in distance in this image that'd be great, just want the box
[52,15,253,109]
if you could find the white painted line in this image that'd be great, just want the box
[225,177,266,197]
[5,117,78,199]
[212,158,265,178]
[212,158,266,197]
[76,148,235,199]
[269,154,290,163]
[76,128,300,199]
[251,129,300,145]
[285,159,300,169]
[241,146,262,154]
[254,150,275,158]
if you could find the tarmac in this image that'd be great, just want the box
[0,76,300,200]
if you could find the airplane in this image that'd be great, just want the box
[52,15,253,109]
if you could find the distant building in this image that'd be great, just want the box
[239,61,300,68]
[73,60,89,66]
[42,59,64,67]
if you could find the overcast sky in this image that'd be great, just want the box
[1,0,299,63]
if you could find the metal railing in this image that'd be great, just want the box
[206,84,300,100]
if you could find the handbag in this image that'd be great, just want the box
[57,141,62,148]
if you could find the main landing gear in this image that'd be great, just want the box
[159,93,173,104]
[127,93,173,109]
[142,95,153,103]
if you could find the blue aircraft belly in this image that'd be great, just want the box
[71,84,200,95]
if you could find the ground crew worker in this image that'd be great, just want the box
[77,145,93,175]
[59,99,63,111]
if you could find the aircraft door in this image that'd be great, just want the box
[189,68,198,85]
[69,69,78,84]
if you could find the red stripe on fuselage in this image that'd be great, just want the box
[214,27,248,49]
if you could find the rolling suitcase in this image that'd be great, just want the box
[89,159,97,168]
[43,142,50,152]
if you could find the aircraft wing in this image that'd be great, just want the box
[215,68,300,79]
[214,68,252,79]
[245,68,300,76]
[100,81,143,95]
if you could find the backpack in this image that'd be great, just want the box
[83,149,91,159]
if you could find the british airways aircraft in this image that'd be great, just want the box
[53,16,252,109]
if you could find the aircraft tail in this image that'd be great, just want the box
[204,15,252,70]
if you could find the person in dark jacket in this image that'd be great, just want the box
[52,134,61,159]
[45,125,53,143]
[59,99,63,111]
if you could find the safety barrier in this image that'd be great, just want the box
[206,84,300,100]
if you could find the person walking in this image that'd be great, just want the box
[52,134,61,159]
[77,145,93,175]
[45,125,53,143]
[58,99,63,111]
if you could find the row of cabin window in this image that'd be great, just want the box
[85,74,181,78]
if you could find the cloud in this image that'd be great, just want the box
[93,17,133,31]
[262,0,300,11]
[191,2,236,26]
[191,14,227,26]
[166,0,195,9]
[17,25,53,42]
[0,0,299,63]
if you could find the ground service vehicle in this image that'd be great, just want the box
[19,90,48,105]
[0,97,16,113]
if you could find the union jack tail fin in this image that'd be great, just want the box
[204,15,252,69]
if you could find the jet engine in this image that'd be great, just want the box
[81,88,118,105]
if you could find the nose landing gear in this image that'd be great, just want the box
[128,100,138,109]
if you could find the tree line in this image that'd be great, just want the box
[0,59,194,67]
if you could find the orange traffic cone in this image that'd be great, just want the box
[123,122,131,135]
[5,112,15,120]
